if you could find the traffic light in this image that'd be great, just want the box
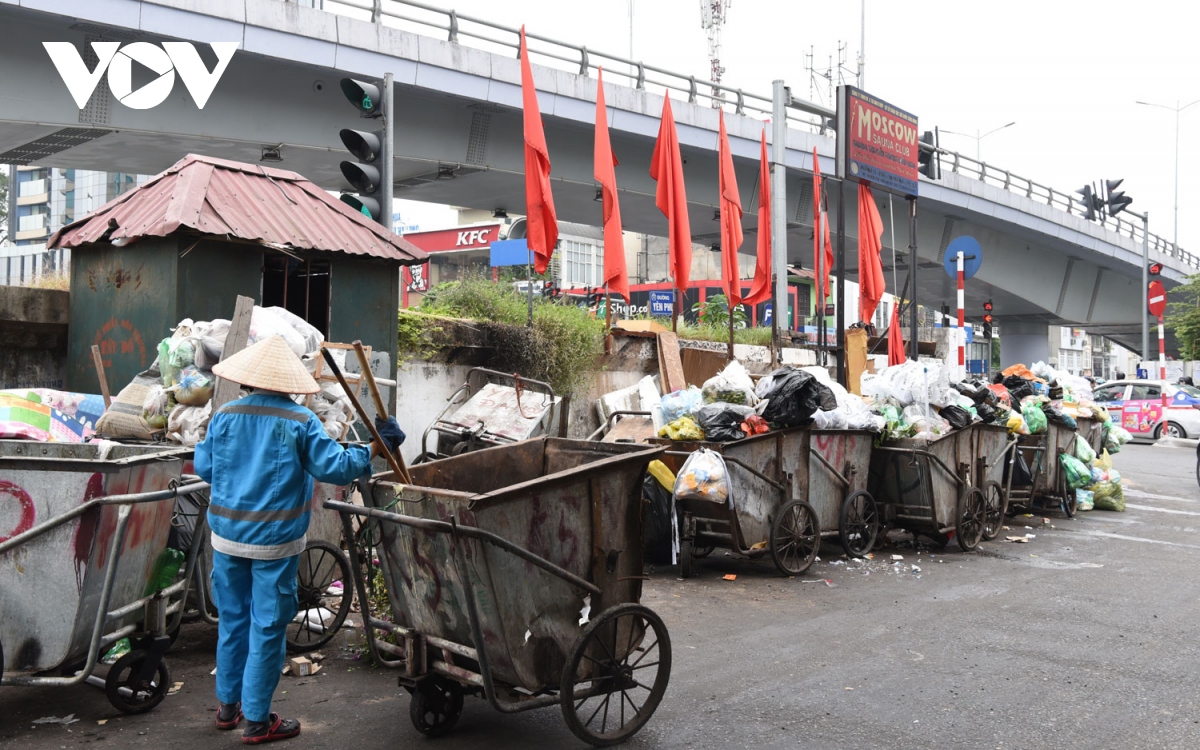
[338,76,391,227]
[1149,262,1163,276]
[1076,184,1097,221]
[1105,178,1132,217]
[983,313,993,339]
[983,299,993,313]
[918,131,940,180]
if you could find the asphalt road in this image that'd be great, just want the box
[4,442,1199,749]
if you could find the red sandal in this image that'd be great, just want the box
[215,702,242,730]
[242,714,301,745]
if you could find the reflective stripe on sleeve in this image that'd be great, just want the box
[218,404,311,423]
[208,503,310,523]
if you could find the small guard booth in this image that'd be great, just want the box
[47,154,427,391]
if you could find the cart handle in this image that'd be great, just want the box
[809,448,851,490]
[323,499,602,597]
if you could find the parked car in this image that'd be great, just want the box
[1196,440,1200,489]
[1091,379,1200,440]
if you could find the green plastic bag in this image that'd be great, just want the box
[1060,453,1091,490]
[1074,434,1096,464]
[1023,402,1048,434]
[1088,480,1126,512]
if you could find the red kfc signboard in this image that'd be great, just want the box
[836,85,919,197]
[403,224,501,253]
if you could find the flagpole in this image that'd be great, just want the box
[728,294,735,360]
[605,283,613,354]
[816,186,824,365]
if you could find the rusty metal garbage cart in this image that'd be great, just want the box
[1005,419,1079,518]
[326,438,671,747]
[0,441,205,713]
[656,426,878,577]
[1075,414,1105,457]
[869,423,1010,552]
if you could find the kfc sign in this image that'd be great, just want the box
[404,224,500,253]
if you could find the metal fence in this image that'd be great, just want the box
[0,246,70,286]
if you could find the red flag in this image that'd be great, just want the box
[594,68,628,302]
[743,129,772,306]
[811,149,834,304]
[717,110,744,306]
[520,26,558,274]
[650,94,692,293]
[858,181,886,323]
[888,301,906,366]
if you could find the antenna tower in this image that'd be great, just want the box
[699,0,731,107]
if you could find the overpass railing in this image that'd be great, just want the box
[315,0,1193,273]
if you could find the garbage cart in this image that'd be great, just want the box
[327,438,671,747]
[1005,420,1079,518]
[0,441,205,713]
[869,424,1007,552]
[1075,415,1105,457]
[974,423,1016,541]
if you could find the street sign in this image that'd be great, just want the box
[943,236,983,280]
[649,290,674,316]
[1148,280,1167,317]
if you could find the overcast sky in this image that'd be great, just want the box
[390,0,1199,253]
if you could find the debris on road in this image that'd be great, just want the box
[32,715,79,727]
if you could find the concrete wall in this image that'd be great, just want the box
[0,286,69,390]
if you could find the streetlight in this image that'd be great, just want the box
[1135,98,1200,251]
[940,121,1016,162]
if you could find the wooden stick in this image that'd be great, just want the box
[351,341,414,485]
[322,348,412,484]
[90,345,112,409]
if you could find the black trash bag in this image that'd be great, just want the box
[1004,450,1034,488]
[976,402,997,424]
[953,380,992,405]
[642,471,675,565]
[1004,375,1035,402]
[939,404,973,431]
[694,403,756,443]
[1048,383,1065,401]
[167,493,204,554]
[759,367,837,428]
[1043,403,1077,429]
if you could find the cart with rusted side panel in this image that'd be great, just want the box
[974,423,1016,541]
[0,441,206,713]
[1005,419,1080,519]
[869,423,1008,552]
[327,438,671,747]
[654,427,878,576]
[1075,414,1105,457]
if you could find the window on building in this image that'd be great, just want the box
[561,239,602,288]
[262,255,331,337]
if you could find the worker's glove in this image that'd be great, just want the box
[375,417,406,453]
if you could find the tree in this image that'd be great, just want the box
[691,293,747,330]
[0,166,8,243]
[1165,273,1200,360]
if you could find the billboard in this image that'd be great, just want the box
[836,85,919,197]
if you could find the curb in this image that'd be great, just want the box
[1154,436,1200,449]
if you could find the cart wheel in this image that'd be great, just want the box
[1062,489,1078,518]
[955,487,987,552]
[981,481,1007,541]
[286,540,353,654]
[105,650,170,714]
[838,491,879,558]
[678,539,694,579]
[560,603,671,747]
[409,676,464,737]
[692,545,715,558]
[770,500,820,575]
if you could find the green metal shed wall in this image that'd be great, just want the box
[329,258,399,382]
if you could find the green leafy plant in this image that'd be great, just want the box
[691,293,748,330]
[1167,273,1200,360]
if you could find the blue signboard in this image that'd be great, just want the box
[649,290,674,316]
[489,239,530,267]
[967,359,986,374]
[943,236,983,280]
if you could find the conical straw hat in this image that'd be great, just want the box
[212,335,320,395]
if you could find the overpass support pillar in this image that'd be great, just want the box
[999,321,1050,370]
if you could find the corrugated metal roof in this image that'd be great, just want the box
[47,154,427,265]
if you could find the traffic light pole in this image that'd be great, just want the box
[382,72,393,232]
[1139,209,1149,368]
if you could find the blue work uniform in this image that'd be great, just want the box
[195,392,371,723]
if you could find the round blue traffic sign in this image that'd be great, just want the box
[944,236,983,280]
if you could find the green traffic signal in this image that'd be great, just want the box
[340,78,382,116]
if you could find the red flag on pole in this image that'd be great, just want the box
[717,110,744,306]
[743,129,772,306]
[650,94,692,296]
[888,301,906,366]
[811,148,833,304]
[858,182,886,323]
[520,26,558,274]
[594,68,629,302]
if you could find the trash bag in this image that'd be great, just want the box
[1043,403,1076,429]
[1060,453,1092,490]
[142,385,175,430]
[694,403,755,442]
[976,402,997,424]
[642,460,676,564]
[1089,479,1126,512]
[174,366,214,407]
[741,414,769,436]
[1074,434,1097,464]
[1004,376,1035,402]
[701,361,757,406]
[658,415,704,441]
[939,404,973,431]
[660,387,704,424]
[1076,488,1095,512]
[1022,401,1048,434]
[674,448,729,504]
[158,336,196,387]
[1004,449,1034,488]
[987,384,1013,408]
[759,366,837,427]
[1006,411,1030,435]
[1095,449,1113,471]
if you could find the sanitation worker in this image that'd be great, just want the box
[195,335,404,744]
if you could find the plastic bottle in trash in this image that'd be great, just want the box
[143,547,186,596]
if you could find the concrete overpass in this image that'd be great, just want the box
[0,0,1193,361]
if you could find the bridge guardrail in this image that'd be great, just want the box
[316,0,1194,272]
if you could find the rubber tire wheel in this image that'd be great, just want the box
[1156,421,1185,440]
[770,500,821,575]
[678,539,694,579]
[955,487,987,552]
[692,545,715,558]
[838,490,879,558]
[105,650,170,714]
[981,480,1008,541]
[409,676,464,737]
[560,603,672,747]
[286,540,353,654]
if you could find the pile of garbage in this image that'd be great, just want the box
[96,306,355,446]
[653,361,884,443]
[0,388,107,442]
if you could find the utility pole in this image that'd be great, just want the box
[771,81,788,361]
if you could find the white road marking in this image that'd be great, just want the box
[1074,529,1200,550]
[1125,503,1200,517]
[1123,488,1199,504]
